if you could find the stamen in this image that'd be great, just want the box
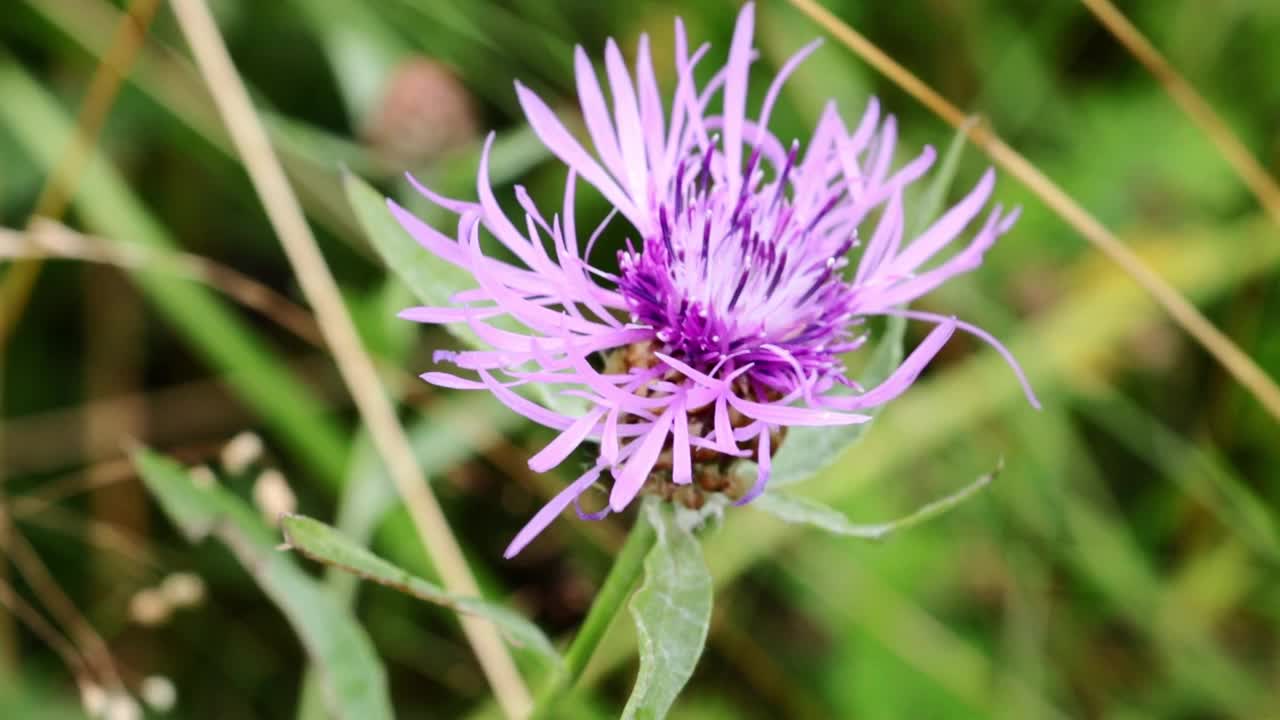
[803,189,844,235]
[727,269,750,310]
[674,158,688,217]
[766,250,789,297]
[772,139,800,211]
[658,205,674,256]
[698,138,715,190]
[700,211,712,269]
[797,266,834,304]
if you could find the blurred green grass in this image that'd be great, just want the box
[2,0,1280,718]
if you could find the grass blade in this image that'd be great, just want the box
[756,465,996,541]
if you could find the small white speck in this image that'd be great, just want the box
[129,588,171,627]
[220,431,263,475]
[103,693,141,720]
[188,465,217,490]
[81,683,107,717]
[140,676,177,712]
[160,573,206,609]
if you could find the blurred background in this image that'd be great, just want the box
[3,0,1280,717]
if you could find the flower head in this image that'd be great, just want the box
[390,3,1038,557]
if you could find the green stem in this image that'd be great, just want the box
[530,513,657,718]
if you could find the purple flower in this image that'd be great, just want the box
[389,3,1038,557]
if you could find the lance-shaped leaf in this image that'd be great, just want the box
[755,464,998,540]
[622,500,713,720]
[281,514,559,663]
[131,448,393,720]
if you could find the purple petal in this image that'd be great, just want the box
[604,38,650,205]
[671,396,692,485]
[514,82,645,230]
[825,319,956,410]
[573,46,626,184]
[635,34,668,184]
[726,394,871,426]
[884,168,996,276]
[528,407,607,473]
[388,198,467,267]
[478,371,575,430]
[505,464,604,557]
[610,408,675,511]
[756,39,822,145]
[878,309,1041,410]
[721,2,755,195]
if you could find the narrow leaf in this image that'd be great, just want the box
[755,464,998,541]
[281,514,559,663]
[622,500,713,720]
[131,448,393,720]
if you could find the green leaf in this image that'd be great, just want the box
[754,464,997,540]
[131,448,393,720]
[622,500,713,720]
[0,675,88,720]
[281,514,560,663]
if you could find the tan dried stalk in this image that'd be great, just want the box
[0,564,92,690]
[0,222,324,346]
[1080,0,1280,226]
[3,523,123,689]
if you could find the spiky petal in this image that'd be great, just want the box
[391,2,1038,557]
